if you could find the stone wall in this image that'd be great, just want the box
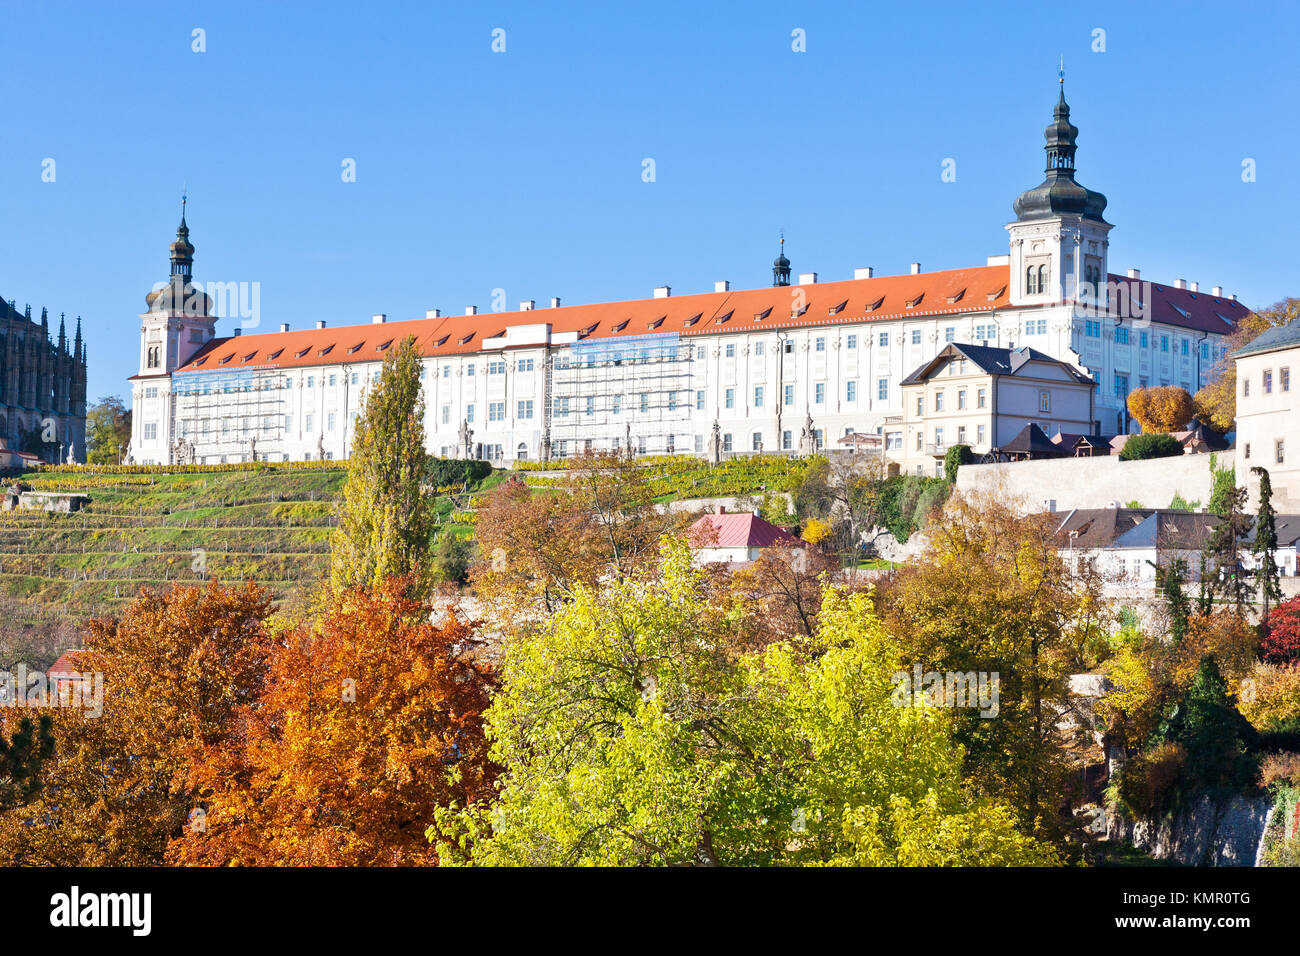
[955,452,1223,513]
[1108,792,1274,866]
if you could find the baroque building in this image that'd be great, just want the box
[127,84,1250,468]
[0,297,87,463]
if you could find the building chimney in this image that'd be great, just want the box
[550,297,561,308]
[1173,279,1186,289]
[1190,282,1199,292]
[718,505,725,514]
[232,328,241,337]
[426,308,441,319]
[714,280,730,293]
[465,306,478,315]
[1212,286,1223,296]
[854,267,874,280]
[1231,294,1238,301]
[279,323,289,333]
[315,320,326,329]
[797,272,818,285]
[1127,268,1140,279]
[910,262,921,275]
[653,286,671,298]
[520,300,535,311]
[372,313,386,324]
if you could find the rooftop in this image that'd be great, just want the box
[171,266,1252,376]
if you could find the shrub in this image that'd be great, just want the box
[943,444,973,482]
[1117,742,1187,817]
[424,458,492,488]
[1119,433,1184,461]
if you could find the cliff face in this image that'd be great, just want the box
[1108,792,1274,866]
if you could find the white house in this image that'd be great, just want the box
[1235,318,1300,511]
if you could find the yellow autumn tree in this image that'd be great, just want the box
[1126,385,1195,433]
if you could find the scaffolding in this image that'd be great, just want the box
[546,332,697,458]
[171,368,288,464]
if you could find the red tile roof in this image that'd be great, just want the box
[688,512,800,549]
[172,266,1251,375]
[47,649,86,678]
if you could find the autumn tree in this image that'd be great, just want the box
[0,582,273,865]
[470,453,686,627]
[169,579,496,866]
[330,336,434,595]
[1194,297,1300,432]
[1262,595,1300,665]
[432,541,1056,866]
[84,396,132,465]
[1126,385,1195,433]
[722,540,842,649]
[879,492,1107,848]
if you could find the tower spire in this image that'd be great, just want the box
[772,231,791,287]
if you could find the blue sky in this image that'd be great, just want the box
[2,0,1297,403]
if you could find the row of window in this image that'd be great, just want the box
[1243,439,1286,466]
[1242,367,1292,397]
[915,387,992,415]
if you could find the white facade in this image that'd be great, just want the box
[126,94,1249,467]
[1235,328,1300,510]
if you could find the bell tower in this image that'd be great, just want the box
[1007,75,1112,308]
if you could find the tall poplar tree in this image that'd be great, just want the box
[330,336,434,594]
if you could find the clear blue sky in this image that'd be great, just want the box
[2,0,1296,404]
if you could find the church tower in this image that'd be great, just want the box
[1007,77,1111,308]
[130,199,217,463]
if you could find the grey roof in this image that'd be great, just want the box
[901,342,1094,386]
[1234,318,1300,359]
[1000,422,1071,457]
[1054,507,1220,551]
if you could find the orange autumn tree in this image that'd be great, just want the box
[0,581,274,866]
[168,578,497,866]
[1126,385,1195,433]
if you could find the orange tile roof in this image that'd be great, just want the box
[172,265,1247,375]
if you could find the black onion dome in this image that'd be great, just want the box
[1013,86,1108,223]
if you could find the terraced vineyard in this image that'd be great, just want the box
[0,466,348,658]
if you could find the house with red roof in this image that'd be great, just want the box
[688,508,801,566]
[126,85,1249,467]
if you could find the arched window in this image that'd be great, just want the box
[516,442,529,461]
[1037,264,1048,295]
[1026,266,1038,295]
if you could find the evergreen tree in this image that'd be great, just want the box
[1251,466,1283,631]
[329,336,434,594]
[1155,558,1192,643]
[1202,484,1252,614]
[1154,656,1259,793]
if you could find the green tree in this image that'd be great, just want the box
[329,336,434,594]
[1154,558,1192,644]
[85,396,132,465]
[431,532,474,585]
[1251,467,1283,629]
[1153,657,1259,794]
[943,444,973,482]
[432,540,1056,866]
